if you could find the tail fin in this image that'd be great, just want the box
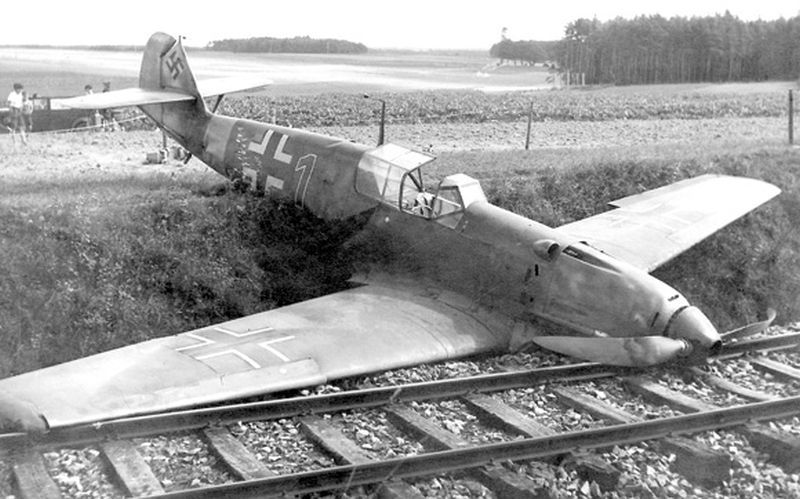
[136,33,208,146]
[139,33,203,105]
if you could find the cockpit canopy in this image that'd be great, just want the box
[355,144,487,228]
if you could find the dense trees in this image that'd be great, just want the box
[489,39,555,65]
[553,13,800,85]
[207,36,367,54]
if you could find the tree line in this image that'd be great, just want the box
[207,36,367,54]
[492,13,800,85]
[489,39,557,65]
[557,13,800,85]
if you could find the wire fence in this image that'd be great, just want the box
[25,115,149,135]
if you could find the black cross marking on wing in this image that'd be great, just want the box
[174,326,294,374]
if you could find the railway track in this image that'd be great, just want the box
[3,329,800,498]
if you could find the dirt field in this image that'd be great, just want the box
[1,113,789,172]
[0,108,792,180]
[311,116,789,152]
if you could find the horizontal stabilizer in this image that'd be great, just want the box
[59,88,195,109]
[60,75,271,110]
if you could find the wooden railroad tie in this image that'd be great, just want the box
[298,415,425,498]
[201,427,275,481]
[386,405,551,499]
[100,440,164,497]
[461,393,620,491]
[552,386,732,487]
[623,375,800,472]
[12,447,61,499]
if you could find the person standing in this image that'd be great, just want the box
[21,91,34,133]
[101,81,116,130]
[6,83,27,145]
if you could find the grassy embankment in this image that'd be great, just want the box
[0,154,365,377]
[1,131,797,378]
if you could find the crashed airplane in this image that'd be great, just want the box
[0,33,780,432]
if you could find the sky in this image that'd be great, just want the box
[2,1,798,50]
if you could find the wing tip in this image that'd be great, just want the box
[0,391,48,433]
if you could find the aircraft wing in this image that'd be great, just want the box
[0,283,510,431]
[555,174,781,272]
[60,75,271,109]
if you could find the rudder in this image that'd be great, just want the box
[140,32,202,100]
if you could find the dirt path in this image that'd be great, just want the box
[0,116,789,181]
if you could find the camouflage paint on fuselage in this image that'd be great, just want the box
[361,196,688,340]
[199,115,378,219]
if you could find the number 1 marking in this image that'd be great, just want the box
[294,154,317,204]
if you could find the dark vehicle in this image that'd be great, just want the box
[1,95,97,133]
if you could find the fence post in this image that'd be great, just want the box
[789,89,794,146]
[525,102,533,150]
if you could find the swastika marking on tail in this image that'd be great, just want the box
[165,51,185,79]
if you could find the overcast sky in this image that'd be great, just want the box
[3,1,798,49]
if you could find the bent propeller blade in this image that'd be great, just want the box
[720,309,777,343]
[532,336,689,367]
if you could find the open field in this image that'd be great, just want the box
[0,46,549,97]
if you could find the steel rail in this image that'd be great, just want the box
[2,331,798,450]
[717,331,800,357]
[151,395,800,498]
[1,362,618,450]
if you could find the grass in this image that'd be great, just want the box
[0,184,366,377]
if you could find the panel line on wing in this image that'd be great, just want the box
[214,326,275,337]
